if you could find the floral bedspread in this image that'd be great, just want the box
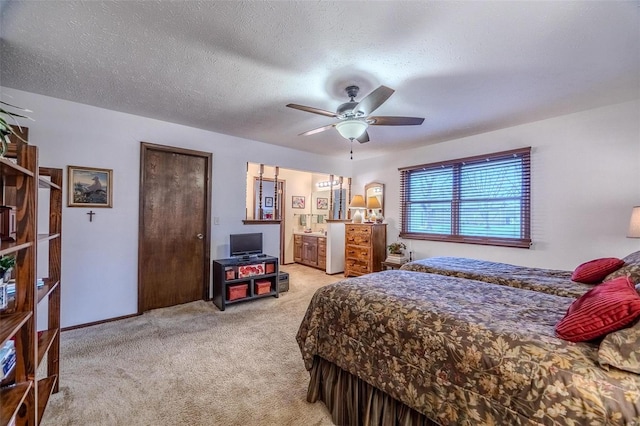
[400,256,591,298]
[296,270,640,425]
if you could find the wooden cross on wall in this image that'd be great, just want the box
[87,210,95,222]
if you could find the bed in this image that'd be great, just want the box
[399,257,590,298]
[399,251,640,299]
[296,269,640,425]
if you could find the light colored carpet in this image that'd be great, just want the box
[41,264,342,426]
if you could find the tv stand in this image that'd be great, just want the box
[212,255,279,311]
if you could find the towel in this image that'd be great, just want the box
[299,215,306,226]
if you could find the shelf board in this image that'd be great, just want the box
[0,240,33,257]
[0,157,34,178]
[37,375,58,423]
[37,329,58,367]
[37,279,59,304]
[38,177,61,191]
[0,311,32,346]
[37,233,61,243]
[226,292,277,305]
[0,381,32,426]
[253,291,278,300]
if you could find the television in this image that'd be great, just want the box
[230,232,263,257]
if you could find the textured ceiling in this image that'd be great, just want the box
[1,1,639,159]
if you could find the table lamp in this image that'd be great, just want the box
[367,196,381,222]
[628,206,640,238]
[349,195,366,223]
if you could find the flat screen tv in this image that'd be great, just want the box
[230,232,263,257]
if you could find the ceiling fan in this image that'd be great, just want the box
[286,85,424,144]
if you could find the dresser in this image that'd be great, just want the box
[344,223,387,277]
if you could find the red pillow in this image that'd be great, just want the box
[556,276,640,342]
[571,257,625,284]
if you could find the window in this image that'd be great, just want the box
[399,147,531,248]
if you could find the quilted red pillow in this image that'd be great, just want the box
[556,276,640,342]
[571,257,624,284]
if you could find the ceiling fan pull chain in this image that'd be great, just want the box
[350,139,353,160]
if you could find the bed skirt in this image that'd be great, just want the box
[307,356,439,426]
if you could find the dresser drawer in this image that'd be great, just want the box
[346,233,371,246]
[345,225,372,236]
[345,245,370,261]
[345,258,370,275]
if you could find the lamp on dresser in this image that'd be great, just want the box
[367,196,381,223]
[628,206,640,238]
[349,195,366,223]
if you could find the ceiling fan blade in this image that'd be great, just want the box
[356,130,370,144]
[368,116,425,126]
[286,103,337,118]
[299,123,336,136]
[352,85,395,115]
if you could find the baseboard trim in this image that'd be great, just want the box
[61,313,141,332]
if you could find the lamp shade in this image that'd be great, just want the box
[367,196,381,209]
[349,195,366,209]
[628,206,640,238]
[336,120,368,140]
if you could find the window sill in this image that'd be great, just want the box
[400,232,531,249]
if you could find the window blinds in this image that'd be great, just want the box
[399,147,531,248]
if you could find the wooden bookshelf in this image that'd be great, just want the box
[0,136,62,425]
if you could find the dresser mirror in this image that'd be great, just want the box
[364,181,384,222]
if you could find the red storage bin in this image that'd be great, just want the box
[227,284,248,301]
[255,280,271,295]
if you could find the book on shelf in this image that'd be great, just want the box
[1,340,16,380]
[5,278,44,296]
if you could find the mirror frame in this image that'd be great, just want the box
[364,181,384,221]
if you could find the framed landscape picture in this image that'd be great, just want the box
[67,165,113,207]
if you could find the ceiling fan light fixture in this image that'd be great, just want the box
[336,119,368,140]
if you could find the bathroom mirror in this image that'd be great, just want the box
[364,182,384,222]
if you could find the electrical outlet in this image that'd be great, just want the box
[214,217,220,225]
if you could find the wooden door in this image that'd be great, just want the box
[138,142,211,312]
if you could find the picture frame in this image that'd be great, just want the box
[67,165,113,208]
[317,197,328,210]
[292,196,305,209]
[264,197,273,207]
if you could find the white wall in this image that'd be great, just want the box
[6,86,639,327]
[353,100,640,270]
[1,88,352,327]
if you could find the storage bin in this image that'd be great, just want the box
[279,272,289,292]
[265,263,275,274]
[238,263,265,278]
[227,284,248,301]
[225,267,236,280]
[255,280,271,295]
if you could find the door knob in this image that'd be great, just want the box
[196,233,204,239]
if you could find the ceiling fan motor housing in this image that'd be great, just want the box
[336,101,364,118]
[337,85,365,118]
